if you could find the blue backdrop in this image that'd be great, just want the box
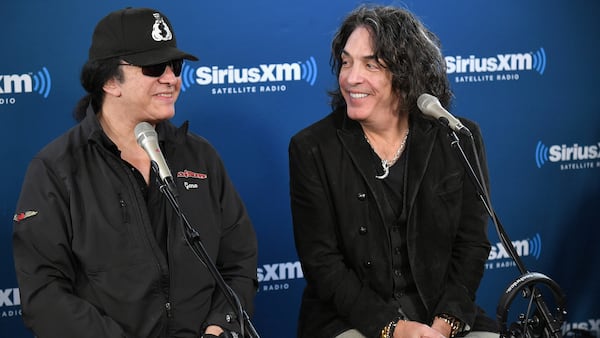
[2,1,599,337]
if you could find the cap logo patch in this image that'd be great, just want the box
[151,13,172,42]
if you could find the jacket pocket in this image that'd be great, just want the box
[434,171,463,200]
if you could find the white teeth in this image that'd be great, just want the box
[349,93,368,99]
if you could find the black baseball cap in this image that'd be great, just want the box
[88,7,198,66]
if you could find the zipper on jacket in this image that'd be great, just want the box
[165,301,173,318]
[118,194,130,223]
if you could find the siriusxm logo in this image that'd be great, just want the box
[447,48,547,83]
[488,233,542,261]
[535,140,600,168]
[562,318,600,337]
[257,261,304,292]
[257,261,303,282]
[446,48,546,75]
[0,67,52,99]
[180,56,318,93]
[0,288,20,307]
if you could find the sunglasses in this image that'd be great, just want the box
[119,59,183,77]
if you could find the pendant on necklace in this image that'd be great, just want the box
[375,159,390,179]
[366,128,410,180]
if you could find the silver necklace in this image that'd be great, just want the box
[365,129,409,180]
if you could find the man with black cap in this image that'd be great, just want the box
[12,7,258,338]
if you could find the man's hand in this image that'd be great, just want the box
[203,325,224,337]
[392,320,448,338]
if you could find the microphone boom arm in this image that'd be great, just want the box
[152,163,261,338]
[445,129,565,338]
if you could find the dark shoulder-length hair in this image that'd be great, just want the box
[329,5,452,114]
[72,57,123,122]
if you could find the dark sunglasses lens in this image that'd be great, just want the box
[141,60,183,77]
[141,63,167,77]
[171,59,183,76]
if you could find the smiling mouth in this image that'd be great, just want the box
[349,92,368,99]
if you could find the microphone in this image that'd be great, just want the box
[417,93,472,137]
[134,122,178,196]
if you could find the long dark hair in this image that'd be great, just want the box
[72,57,123,122]
[329,5,452,114]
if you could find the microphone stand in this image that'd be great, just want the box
[443,127,564,338]
[154,164,260,338]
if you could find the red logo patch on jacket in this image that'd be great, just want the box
[13,210,39,222]
[177,169,207,179]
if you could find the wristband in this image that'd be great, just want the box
[436,314,463,338]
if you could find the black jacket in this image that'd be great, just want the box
[13,109,258,337]
[289,109,495,338]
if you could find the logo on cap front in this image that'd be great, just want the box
[151,13,172,42]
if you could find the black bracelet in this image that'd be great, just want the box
[389,319,399,335]
[201,334,220,338]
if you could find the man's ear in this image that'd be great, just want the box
[103,78,122,98]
